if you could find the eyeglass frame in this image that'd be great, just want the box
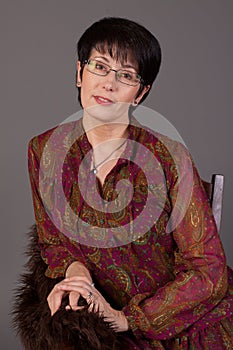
[82,59,144,87]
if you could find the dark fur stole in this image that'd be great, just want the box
[12,224,124,350]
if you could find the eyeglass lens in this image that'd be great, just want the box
[85,59,141,86]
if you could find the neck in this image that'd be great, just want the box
[82,110,129,146]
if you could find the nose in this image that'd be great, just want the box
[103,70,118,91]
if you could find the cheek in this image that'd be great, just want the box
[118,89,138,103]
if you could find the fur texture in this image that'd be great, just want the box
[12,224,124,350]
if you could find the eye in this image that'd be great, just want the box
[120,71,134,80]
[94,61,108,71]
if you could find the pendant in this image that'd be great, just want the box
[93,168,98,175]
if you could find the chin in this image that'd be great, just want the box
[84,102,130,127]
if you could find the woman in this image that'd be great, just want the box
[26,17,233,349]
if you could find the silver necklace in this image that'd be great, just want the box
[91,138,127,175]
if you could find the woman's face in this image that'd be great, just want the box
[77,49,150,110]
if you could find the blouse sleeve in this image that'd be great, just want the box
[28,136,88,279]
[122,144,228,340]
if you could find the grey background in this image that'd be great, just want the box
[2,1,233,348]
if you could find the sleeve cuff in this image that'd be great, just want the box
[122,293,151,337]
[44,255,77,278]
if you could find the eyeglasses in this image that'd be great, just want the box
[83,59,143,86]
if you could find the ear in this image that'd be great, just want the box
[134,85,151,105]
[76,61,82,87]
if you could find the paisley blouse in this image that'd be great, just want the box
[28,117,233,348]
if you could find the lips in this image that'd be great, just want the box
[93,95,114,105]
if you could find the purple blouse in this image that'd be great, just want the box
[28,117,233,348]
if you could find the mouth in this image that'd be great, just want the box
[93,95,114,105]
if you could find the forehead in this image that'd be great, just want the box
[90,43,139,69]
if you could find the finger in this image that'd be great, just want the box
[69,289,92,311]
[55,276,93,291]
[47,285,66,315]
[93,302,100,314]
[69,291,80,309]
[60,281,93,294]
[109,323,118,331]
[60,283,95,300]
[88,302,95,313]
[107,321,121,332]
[64,276,93,285]
[66,304,85,311]
[86,291,96,305]
[48,300,61,316]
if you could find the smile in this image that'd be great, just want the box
[94,96,114,105]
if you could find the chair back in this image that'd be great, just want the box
[202,174,224,233]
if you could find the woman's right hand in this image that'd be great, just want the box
[47,261,92,316]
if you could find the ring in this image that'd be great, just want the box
[90,282,95,287]
[87,291,93,299]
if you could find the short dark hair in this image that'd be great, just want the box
[76,17,162,105]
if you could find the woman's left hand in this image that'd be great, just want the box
[59,276,129,332]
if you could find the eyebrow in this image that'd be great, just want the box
[93,55,137,71]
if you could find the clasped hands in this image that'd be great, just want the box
[47,275,128,333]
